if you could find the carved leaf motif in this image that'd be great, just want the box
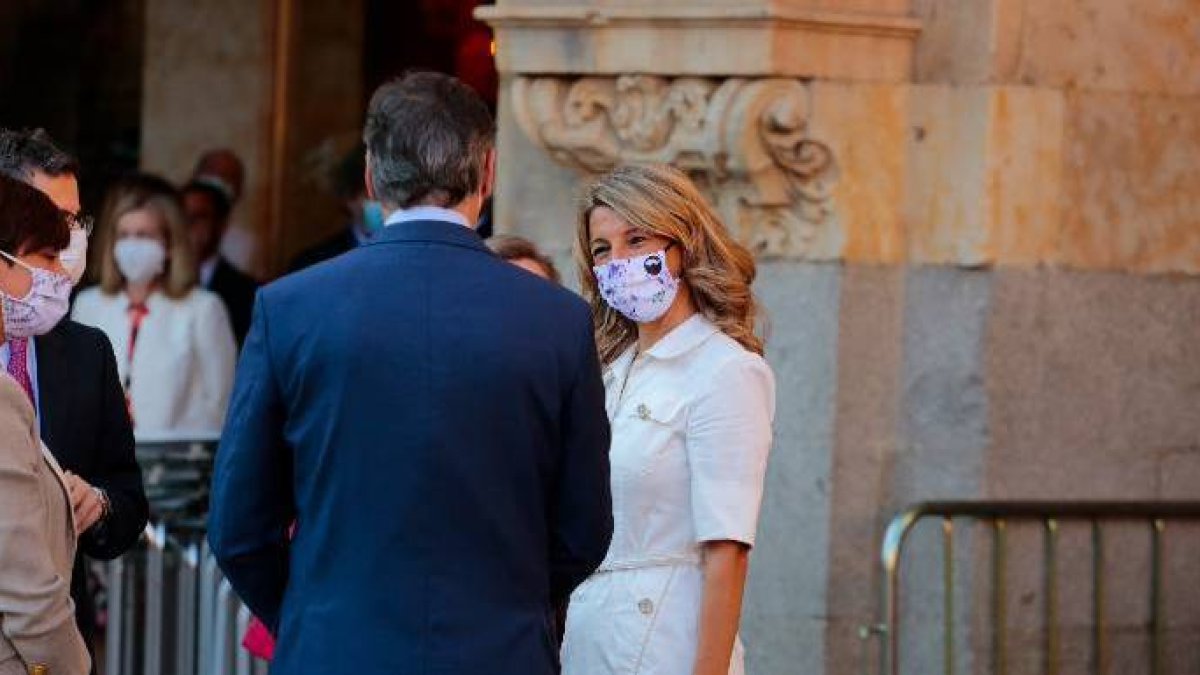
[512,74,840,259]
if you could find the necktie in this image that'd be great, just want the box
[6,337,34,406]
[124,302,150,424]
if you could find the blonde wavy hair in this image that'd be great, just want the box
[575,164,764,365]
[96,178,196,299]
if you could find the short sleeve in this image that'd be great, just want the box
[687,352,775,547]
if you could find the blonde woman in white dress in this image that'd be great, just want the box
[72,178,235,436]
[562,164,775,675]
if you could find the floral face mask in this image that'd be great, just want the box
[593,246,679,323]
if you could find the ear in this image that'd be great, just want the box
[481,147,497,201]
[364,153,377,201]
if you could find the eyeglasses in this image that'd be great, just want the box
[63,211,94,236]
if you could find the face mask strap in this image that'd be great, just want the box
[0,249,37,280]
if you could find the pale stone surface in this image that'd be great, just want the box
[493,75,583,255]
[823,265,906,675]
[142,0,362,277]
[508,74,842,260]
[270,0,364,272]
[742,262,842,675]
[809,83,908,264]
[916,0,1200,95]
[904,86,992,264]
[485,3,1200,674]
[983,268,1200,673]
[481,3,920,81]
[1014,0,1200,95]
[1060,91,1200,274]
[141,0,272,271]
[905,85,1066,267]
[983,87,1065,265]
[912,0,999,84]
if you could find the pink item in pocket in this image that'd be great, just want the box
[242,616,276,660]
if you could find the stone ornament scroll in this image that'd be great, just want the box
[512,75,840,258]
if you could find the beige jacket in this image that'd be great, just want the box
[0,375,90,675]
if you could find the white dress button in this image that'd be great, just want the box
[638,598,654,615]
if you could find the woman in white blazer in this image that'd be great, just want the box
[0,174,90,675]
[73,177,236,437]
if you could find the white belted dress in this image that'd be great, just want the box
[561,315,775,675]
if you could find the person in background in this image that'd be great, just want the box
[561,164,775,675]
[180,179,257,346]
[287,144,383,273]
[487,234,561,283]
[72,177,236,436]
[0,174,91,675]
[0,128,148,655]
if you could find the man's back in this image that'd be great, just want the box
[210,220,612,674]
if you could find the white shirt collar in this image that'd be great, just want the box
[645,314,720,360]
[384,205,471,229]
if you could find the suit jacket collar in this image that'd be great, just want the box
[34,322,72,452]
[367,219,490,255]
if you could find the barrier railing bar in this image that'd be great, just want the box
[106,555,126,675]
[1043,518,1059,675]
[874,501,1200,675]
[942,517,954,675]
[1150,519,1164,675]
[175,542,199,675]
[144,522,166,675]
[1091,520,1105,675]
[992,519,1007,675]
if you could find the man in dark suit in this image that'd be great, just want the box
[182,180,258,345]
[0,128,149,651]
[208,72,613,675]
[287,144,371,274]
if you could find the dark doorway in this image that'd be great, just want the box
[363,0,497,110]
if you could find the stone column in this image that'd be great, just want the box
[482,1,1200,674]
[481,2,922,673]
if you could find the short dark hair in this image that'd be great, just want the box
[363,71,495,209]
[0,175,69,259]
[181,180,233,222]
[0,128,80,181]
[488,234,561,283]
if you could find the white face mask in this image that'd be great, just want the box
[59,227,88,285]
[593,247,680,323]
[113,238,167,284]
[0,251,72,338]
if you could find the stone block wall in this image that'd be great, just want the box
[485,0,1200,673]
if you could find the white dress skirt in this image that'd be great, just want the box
[561,315,775,675]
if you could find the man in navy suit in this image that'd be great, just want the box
[208,72,613,674]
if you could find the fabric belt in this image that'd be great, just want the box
[595,552,701,573]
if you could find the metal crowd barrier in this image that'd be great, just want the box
[862,501,1200,675]
[102,435,268,675]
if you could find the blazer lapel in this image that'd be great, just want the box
[34,325,72,460]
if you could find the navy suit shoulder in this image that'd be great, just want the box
[286,228,357,273]
[210,220,611,675]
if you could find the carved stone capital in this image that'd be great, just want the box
[512,75,839,258]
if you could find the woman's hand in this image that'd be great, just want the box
[693,539,751,675]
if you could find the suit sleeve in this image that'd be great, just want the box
[207,291,294,630]
[0,395,91,674]
[79,329,149,561]
[549,306,613,604]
